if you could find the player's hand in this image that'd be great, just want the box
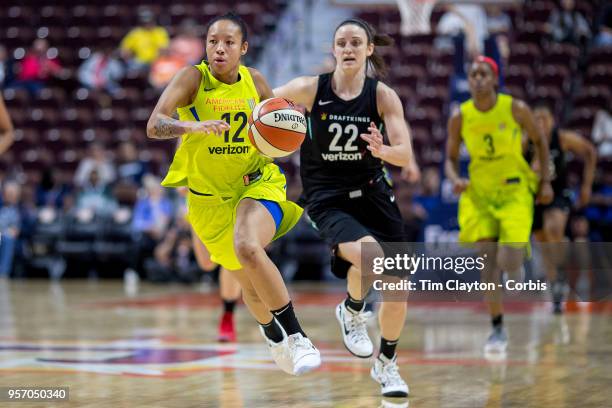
[577,185,591,209]
[189,120,230,136]
[361,122,386,159]
[452,178,470,195]
[536,181,554,205]
[401,162,421,184]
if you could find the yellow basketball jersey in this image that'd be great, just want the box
[460,94,536,194]
[161,61,271,196]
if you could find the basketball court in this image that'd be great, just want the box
[1,280,610,407]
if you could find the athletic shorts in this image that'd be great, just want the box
[532,193,571,231]
[187,163,303,270]
[307,178,405,251]
[458,180,534,245]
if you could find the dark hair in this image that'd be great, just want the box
[532,99,554,113]
[334,18,394,78]
[206,12,248,43]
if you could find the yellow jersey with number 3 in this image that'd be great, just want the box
[460,93,537,195]
[161,61,271,196]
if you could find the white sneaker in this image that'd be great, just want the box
[286,333,321,375]
[336,301,374,358]
[371,355,409,397]
[259,324,294,375]
[484,326,508,354]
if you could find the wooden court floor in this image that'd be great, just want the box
[0,279,610,407]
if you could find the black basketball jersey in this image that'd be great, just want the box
[527,127,569,197]
[300,73,385,205]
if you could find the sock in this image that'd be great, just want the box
[270,301,306,337]
[260,318,284,343]
[223,300,236,313]
[344,293,365,313]
[379,337,398,360]
[492,314,503,329]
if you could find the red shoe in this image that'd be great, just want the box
[217,311,236,342]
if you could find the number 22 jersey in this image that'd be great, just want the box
[301,72,385,205]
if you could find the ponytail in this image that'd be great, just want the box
[334,18,394,78]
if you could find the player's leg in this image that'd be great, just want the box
[542,207,570,313]
[217,268,241,342]
[478,239,507,353]
[192,229,241,342]
[335,237,380,358]
[234,198,320,375]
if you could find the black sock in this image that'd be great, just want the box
[344,293,365,313]
[492,314,503,329]
[260,318,284,343]
[270,301,306,337]
[223,300,236,313]
[379,337,398,360]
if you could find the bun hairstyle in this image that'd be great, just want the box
[206,12,249,43]
[334,18,394,78]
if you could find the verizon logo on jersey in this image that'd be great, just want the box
[208,145,251,155]
[321,152,363,161]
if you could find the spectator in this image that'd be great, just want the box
[77,46,125,95]
[0,45,7,87]
[75,170,118,217]
[170,19,205,65]
[547,0,591,45]
[14,39,63,97]
[132,175,173,240]
[592,108,612,158]
[149,48,186,90]
[486,5,512,62]
[437,4,489,56]
[36,166,72,209]
[594,5,612,47]
[0,181,21,278]
[116,141,147,185]
[74,142,116,188]
[148,217,200,283]
[120,9,169,73]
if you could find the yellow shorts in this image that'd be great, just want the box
[458,181,534,245]
[187,163,303,270]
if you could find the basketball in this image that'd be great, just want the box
[248,97,306,158]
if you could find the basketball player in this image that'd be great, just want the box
[275,18,418,397]
[0,94,14,155]
[191,230,241,342]
[531,101,596,314]
[147,13,320,375]
[445,57,553,353]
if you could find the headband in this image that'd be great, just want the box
[336,18,373,43]
[475,55,499,77]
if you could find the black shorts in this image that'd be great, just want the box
[532,194,572,231]
[306,179,405,277]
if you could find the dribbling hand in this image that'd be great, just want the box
[189,120,230,136]
[452,178,470,195]
[361,122,386,159]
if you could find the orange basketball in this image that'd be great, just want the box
[248,97,306,158]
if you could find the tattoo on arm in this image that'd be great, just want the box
[150,117,188,139]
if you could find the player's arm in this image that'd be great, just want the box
[512,99,553,204]
[444,108,469,194]
[560,130,597,208]
[248,67,275,101]
[273,76,318,112]
[361,82,414,167]
[147,66,229,139]
[0,95,14,155]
